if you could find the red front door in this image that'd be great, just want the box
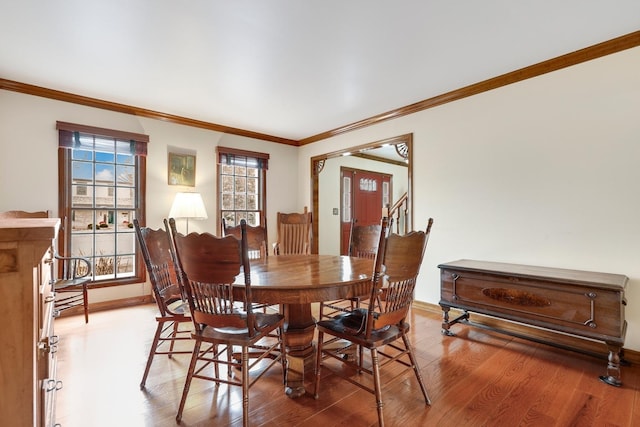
[340,168,391,255]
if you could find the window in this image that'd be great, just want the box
[217,147,269,229]
[57,121,148,286]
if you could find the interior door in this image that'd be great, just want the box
[340,168,391,255]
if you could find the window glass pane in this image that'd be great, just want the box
[222,193,233,210]
[116,165,135,187]
[72,149,93,161]
[247,167,258,178]
[221,175,234,192]
[247,212,258,226]
[247,194,257,210]
[95,186,115,207]
[116,187,135,208]
[222,212,236,227]
[221,164,234,175]
[117,254,135,276]
[71,209,96,231]
[95,256,116,279]
[70,233,93,258]
[96,163,115,185]
[72,160,93,182]
[247,177,258,194]
[115,140,134,164]
[234,176,246,193]
[235,165,247,177]
[235,194,246,210]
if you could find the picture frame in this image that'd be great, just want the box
[168,152,196,187]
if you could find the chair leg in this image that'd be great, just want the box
[176,339,202,423]
[313,330,324,399]
[82,284,89,323]
[140,321,164,389]
[402,333,431,405]
[278,327,287,385]
[168,321,179,357]
[370,348,385,427]
[241,346,249,427]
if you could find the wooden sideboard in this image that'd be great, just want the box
[438,259,628,386]
[0,219,61,426]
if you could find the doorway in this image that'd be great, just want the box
[340,167,391,255]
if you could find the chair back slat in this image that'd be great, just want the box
[365,218,433,337]
[274,207,312,255]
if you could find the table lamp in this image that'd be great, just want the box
[169,192,208,233]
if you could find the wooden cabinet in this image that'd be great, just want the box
[438,259,628,386]
[0,219,61,426]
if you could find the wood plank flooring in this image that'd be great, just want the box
[54,304,639,427]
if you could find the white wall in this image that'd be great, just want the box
[0,90,299,304]
[298,47,640,351]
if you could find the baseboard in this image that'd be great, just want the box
[412,300,640,365]
[56,294,154,318]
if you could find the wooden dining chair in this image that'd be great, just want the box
[319,221,382,320]
[273,206,312,255]
[222,217,268,260]
[0,210,92,323]
[170,218,286,426]
[133,219,193,389]
[314,217,434,427]
[222,217,277,313]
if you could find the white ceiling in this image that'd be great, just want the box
[1,1,639,141]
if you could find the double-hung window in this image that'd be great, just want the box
[57,121,147,286]
[217,147,269,229]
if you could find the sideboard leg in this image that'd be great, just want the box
[599,344,623,387]
[441,306,455,336]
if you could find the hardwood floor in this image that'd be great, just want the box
[55,304,639,427]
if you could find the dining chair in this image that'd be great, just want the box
[222,217,268,260]
[0,210,92,323]
[314,217,434,427]
[133,219,194,389]
[222,217,277,313]
[319,221,382,320]
[169,218,286,426]
[273,206,312,255]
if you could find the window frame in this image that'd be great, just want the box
[57,121,148,288]
[216,146,269,234]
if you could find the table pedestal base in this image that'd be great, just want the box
[282,303,316,398]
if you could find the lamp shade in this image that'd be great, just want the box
[169,192,208,220]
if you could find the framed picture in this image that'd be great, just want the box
[168,152,196,187]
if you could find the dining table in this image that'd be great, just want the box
[233,254,374,398]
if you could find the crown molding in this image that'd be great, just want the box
[2,30,638,147]
[298,30,640,145]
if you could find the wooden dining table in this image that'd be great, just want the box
[233,254,374,398]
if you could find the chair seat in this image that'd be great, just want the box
[55,277,91,290]
[199,312,284,344]
[316,309,404,348]
[165,299,190,316]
